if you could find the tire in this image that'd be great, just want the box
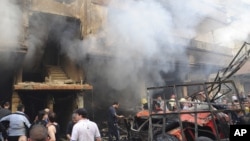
[195,136,213,141]
[154,133,179,141]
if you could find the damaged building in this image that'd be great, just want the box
[0,0,101,134]
[1,0,250,137]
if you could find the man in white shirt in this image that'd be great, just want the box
[71,108,101,141]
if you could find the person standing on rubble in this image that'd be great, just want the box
[107,101,124,141]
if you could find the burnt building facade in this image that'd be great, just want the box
[0,0,100,133]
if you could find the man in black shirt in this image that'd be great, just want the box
[107,101,124,141]
[66,113,77,141]
[0,102,11,118]
[0,102,11,141]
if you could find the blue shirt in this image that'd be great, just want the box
[0,111,31,136]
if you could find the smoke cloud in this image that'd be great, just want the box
[0,0,22,81]
[211,0,250,47]
[0,0,21,50]
[56,0,250,112]
[2,0,250,116]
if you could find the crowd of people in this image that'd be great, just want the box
[0,100,128,141]
[136,94,222,120]
[146,94,250,127]
[0,102,104,141]
[135,92,250,120]
[1,92,248,141]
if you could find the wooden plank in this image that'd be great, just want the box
[14,82,93,90]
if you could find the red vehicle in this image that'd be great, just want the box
[127,80,246,141]
[127,42,250,141]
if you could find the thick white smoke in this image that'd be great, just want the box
[0,0,21,50]
[2,0,250,109]
[70,0,250,107]
[75,0,223,92]
[211,0,250,47]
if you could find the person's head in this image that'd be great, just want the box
[37,110,46,121]
[44,108,50,114]
[72,113,77,123]
[48,112,57,123]
[43,108,49,120]
[179,98,187,103]
[143,103,148,110]
[28,124,48,141]
[157,95,162,100]
[197,91,206,101]
[232,95,238,103]
[179,98,188,108]
[17,104,25,112]
[112,101,119,108]
[141,98,147,105]
[222,99,227,104]
[170,94,176,99]
[74,108,88,121]
[3,102,10,109]
[154,102,162,111]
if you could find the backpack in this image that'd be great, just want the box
[0,120,9,132]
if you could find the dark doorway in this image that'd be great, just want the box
[18,90,77,136]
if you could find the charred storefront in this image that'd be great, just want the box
[0,0,102,135]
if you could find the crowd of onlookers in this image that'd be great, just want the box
[0,100,129,141]
[0,102,102,141]
[136,92,250,119]
[0,103,63,141]
[0,92,249,141]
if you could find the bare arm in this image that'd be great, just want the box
[47,125,56,141]
[66,134,71,141]
[115,113,124,118]
[96,137,101,141]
